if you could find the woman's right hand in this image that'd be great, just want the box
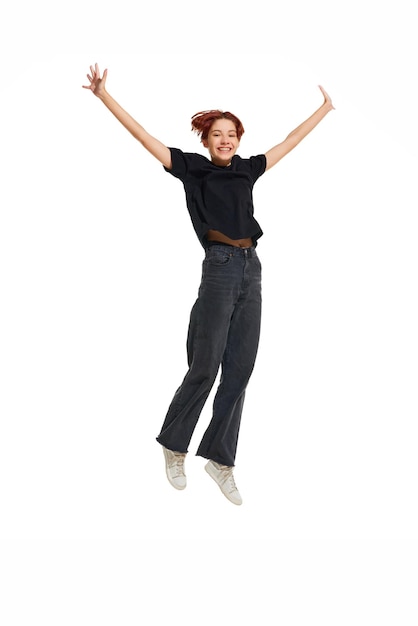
[82,63,107,98]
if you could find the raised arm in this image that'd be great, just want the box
[83,63,172,169]
[264,86,334,171]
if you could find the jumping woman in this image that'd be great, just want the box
[83,63,334,505]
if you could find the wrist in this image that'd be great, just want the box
[96,89,109,102]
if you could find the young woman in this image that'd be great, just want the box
[83,63,334,505]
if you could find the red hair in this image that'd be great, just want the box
[191,110,245,142]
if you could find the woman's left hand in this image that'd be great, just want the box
[319,85,335,110]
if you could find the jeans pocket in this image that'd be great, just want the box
[205,248,233,266]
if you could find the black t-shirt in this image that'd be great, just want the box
[164,147,267,247]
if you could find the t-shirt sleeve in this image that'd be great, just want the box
[163,147,189,181]
[248,154,267,182]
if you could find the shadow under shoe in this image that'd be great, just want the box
[162,446,187,490]
[205,460,242,505]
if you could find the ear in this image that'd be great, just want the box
[202,138,209,148]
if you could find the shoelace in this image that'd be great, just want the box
[216,464,238,493]
[169,452,186,478]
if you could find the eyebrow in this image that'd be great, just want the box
[210,128,237,133]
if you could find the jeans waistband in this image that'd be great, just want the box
[205,242,256,258]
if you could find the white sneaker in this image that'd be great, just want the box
[162,446,187,490]
[205,460,242,505]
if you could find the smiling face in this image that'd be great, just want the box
[202,118,240,167]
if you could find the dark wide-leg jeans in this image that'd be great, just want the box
[156,244,262,467]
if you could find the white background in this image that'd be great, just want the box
[1,2,417,625]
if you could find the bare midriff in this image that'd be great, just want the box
[206,229,253,248]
